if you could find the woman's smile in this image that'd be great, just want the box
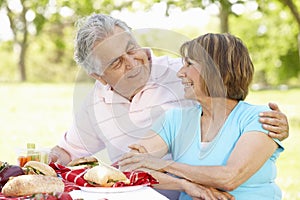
[183,81,193,88]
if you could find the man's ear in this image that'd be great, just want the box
[90,73,107,85]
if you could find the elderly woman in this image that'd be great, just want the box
[119,33,284,200]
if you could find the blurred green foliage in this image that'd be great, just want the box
[230,1,300,86]
[0,0,299,85]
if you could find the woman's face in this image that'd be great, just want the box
[177,57,206,101]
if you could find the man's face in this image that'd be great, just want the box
[92,27,151,100]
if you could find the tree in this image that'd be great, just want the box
[0,0,49,81]
[279,0,300,61]
[149,0,300,85]
[0,0,135,82]
[229,0,299,85]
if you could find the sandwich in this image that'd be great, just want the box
[2,175,64,197]
[83,164,130,187]
[67,156,99,169]
[24,161,57,177]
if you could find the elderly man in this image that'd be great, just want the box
[49,13,289,199]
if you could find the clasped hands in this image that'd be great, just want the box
[118,144,234,200]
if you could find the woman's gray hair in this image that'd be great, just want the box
[74,13,131,75]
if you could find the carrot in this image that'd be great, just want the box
[26,156,32,162]
[18,156,26,167]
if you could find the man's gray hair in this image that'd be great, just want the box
[74,13,131,75]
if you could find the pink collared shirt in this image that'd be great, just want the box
[58,55,194,162]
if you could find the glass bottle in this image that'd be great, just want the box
[26,143,40,162]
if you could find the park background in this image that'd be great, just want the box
[0,0,299,199]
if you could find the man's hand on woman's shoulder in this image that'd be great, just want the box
[259,102,289,141]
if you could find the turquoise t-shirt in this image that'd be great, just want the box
[152,101,284,200]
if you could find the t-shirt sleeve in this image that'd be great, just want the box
[242,105,284,153]
[151,109,179,153]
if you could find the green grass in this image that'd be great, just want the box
[246,89,300,199]
[0,83,299,199]
[0,83,73,161]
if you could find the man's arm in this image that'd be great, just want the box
[49,89,107,165]
[260,102,289,141]
[48,145,71,165]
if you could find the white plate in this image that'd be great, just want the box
[78,185,146,193]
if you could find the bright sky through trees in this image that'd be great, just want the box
[0,1,256,41]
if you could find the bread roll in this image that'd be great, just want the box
[2,175,64,197]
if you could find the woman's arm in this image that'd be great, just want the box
[163,131,278,191]
[152,171,234,200]
[134,169,233,200]
[119,131,278,191]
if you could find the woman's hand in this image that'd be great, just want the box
[182,179,235,200]
[128,144,148,153]
[259,102,289,141]
[118,150,171,172]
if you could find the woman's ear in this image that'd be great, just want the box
[90,73,107,85]
[144,48,152,62]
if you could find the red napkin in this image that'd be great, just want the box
[49,162,92,192]
[49,162,158,189]
[114,171,159,187]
